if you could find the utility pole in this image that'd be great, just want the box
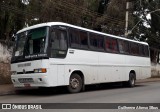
[125,1,129,37]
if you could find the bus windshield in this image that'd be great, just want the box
[12,27,49,62]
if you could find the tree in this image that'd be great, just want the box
[98,0,110,14]
[129,0,160,63]
[0,0,26,41]
[130,0,160,47]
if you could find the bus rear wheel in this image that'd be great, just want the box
[67,73,82,93]
[127,73,136,87]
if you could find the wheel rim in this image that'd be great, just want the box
[70,78,79,89]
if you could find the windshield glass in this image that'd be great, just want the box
[14,32,27,56]
[13,27,48,59]
[25,27,47,55]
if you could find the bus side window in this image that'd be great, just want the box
[50,29,67,58]
[144,46,149,57]
[130,43,135,55]
[139,44,145,56]
[59,32,67,50]
[118,40,130,54]
[97,35,104,50]
[79,31,88,49]
[106,37,118,53]
[89,33,104,51]
[130,42,139,55]
[106,37,112,52]
[69,28,80,48]
[51,30,59,49]
[112,39,118,52]
[124,41,130,54]
[106,38,112,52]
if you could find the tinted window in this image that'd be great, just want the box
[79,31,88,49]
[105,37,118,53]
[130,42,139,55]
[50,28,67,58]
[14,32,27,56]
[118,40,130,54]
[144,45,149,57]
[69,28,80,48]
[139,44,145,56]
[89,33,104,50]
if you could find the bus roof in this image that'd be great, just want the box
[17,22,148,45]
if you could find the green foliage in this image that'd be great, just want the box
[0,0,26,41]
[0,0,159,50]
[130,0,160,48]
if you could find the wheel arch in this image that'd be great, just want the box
[129,70,136,80]
[70,70,85,85]
[68,70,85,92]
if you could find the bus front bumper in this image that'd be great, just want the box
[11,74,51,88]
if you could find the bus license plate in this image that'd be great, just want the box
[18,78,33,83]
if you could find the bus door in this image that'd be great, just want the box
[49,26,68,86]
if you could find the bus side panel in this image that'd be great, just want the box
[49,59,58,86]
[63,49,99,85]
[125,55,151,80]
[139,57,151,79]
[98,53,126,83]
[57,65,65,85]
[63,65,91,85]
[48,49,151,87]
[49,60,68,86]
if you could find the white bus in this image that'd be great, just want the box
[11,22,151,93]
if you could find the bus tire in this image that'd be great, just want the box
[67,73,82,93]
[127,73,136,87]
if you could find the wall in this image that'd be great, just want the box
[151,63,160,78]
[0,41,13,84]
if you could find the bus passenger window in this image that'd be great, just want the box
[130,43,139,55]
[69,28,80,48]
[118,40,129,54]
[139,44,145,56]
[79,31,88,49]
[144,46,149,57]
[89,33,104,51]
[106,37,118,53]
[50,29,67,58]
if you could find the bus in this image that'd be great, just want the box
[11,22,151,93]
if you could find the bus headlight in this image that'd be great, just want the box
[34,68,47,73]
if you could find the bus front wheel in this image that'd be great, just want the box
[67,73,82,93]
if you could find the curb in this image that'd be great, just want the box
[136,78,160,84]
[0,91,15,96]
